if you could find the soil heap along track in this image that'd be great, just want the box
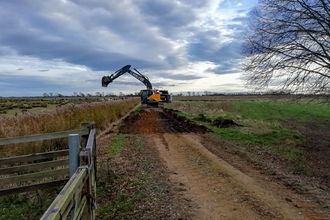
[120,108,209,134]
[117,108,329,220]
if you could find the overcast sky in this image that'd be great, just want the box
[0,0,258,97]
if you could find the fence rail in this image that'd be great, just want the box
[41,123,97,220]
[0,122,94,197]
[0,122,97,219]
[0,124,90,146]
[0,149,69,166]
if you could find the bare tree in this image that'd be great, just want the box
[243,0,330,97]
[49,92,53,97]
[187,91,191,96]
[43,93,49,97]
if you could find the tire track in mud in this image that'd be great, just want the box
[149,133,323,220]
[118,108,329,220]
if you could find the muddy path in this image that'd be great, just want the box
[116,108,329,219]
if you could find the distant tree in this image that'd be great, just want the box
[73,92,78,97]
[119,92,124,97]
[95,92,102,97]
[192,92,195,96]
[243,0,330,97]
[49,92,53,97]
[56,93,63,97]
[79,92,85,97]
[86,93,92,97]
[43,93,49,97]
[187,91,191,96]
[204,91,212,96]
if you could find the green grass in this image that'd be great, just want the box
[0,188,60,220]
[108,134,144,155]
[169,99,314,161]
[108,134,130,155]
[211,126,304,160]
[97,134,155,219]
[230,100,330,122]
[135,134,144,149]
[98,189,145,219]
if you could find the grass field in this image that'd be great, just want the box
[167,96,330,175]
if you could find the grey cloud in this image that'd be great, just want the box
[0,30,158,71]
[39,69,49,72]
[161,74,203,80]
[17,68,24,71]
[0,0,257,96]
[0,74,68,96]
[189,40,243,74]
[232,16,249,22]
[0,1,171,70]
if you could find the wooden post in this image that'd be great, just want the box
[69,134,80,177]
[80,122,92,148]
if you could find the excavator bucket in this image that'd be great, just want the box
[102,76,112,87]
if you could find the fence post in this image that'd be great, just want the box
[69,134,80,177]
[80,122,92,149]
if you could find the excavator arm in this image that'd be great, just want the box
[102,65,172,108]
[102,65,152,89]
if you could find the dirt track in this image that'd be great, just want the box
[115,108,329,219]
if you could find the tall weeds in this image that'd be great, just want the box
[0,98,140,157]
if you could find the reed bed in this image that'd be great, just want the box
[0,98,140,157]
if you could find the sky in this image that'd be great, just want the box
[0,0,258,97]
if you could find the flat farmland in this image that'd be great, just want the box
[1,95,330,219]
[0,96,128,116]
[95,95,330,220]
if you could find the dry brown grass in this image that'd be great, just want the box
[0,98,140,157]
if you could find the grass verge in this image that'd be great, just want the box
[96,134,185,219]
[0,187,61,219]
[167,98,330,166]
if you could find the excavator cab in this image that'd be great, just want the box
[140,89,154,103]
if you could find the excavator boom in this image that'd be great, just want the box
[102,65,171,108]
[102,65,152,89]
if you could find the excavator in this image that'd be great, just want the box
[102,65,172,108]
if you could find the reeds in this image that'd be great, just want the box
[0,98,140,157]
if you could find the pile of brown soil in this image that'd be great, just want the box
[119,108,210,134]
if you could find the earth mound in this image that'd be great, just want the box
[119,108,210,134]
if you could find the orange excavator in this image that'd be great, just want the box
[102,65,172,108]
